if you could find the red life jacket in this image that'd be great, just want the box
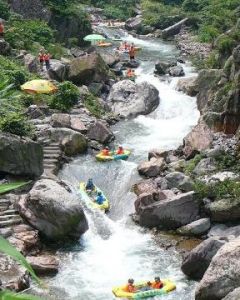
[151,281,163,289]
[102,149,110,156]
[44,54,50,61]
[0,24,4,34]
[116,148,124,155]
[124,284,136,293]
[39,53,45,61]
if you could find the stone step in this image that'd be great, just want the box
[43,164,56,169]
[43,158,58,164]
[44,148,61,153]
[0,209,18,216]
[0,199,11,206]
[0,218,22,228]
[44,154,61,160]
[0,214,19,221]
[44,146,60,151]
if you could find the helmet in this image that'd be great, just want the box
[98,191,102,196]
[119,145,123,149]
[155,276,160,282]
[105,146,109,150]
[88,178,93,182]
[128,279,134,284]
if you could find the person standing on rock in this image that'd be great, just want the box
[44,52,51,70]
[0,21,4,38]
[38,49,45,71]
[129,44,136,61]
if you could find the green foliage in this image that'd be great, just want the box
[5,18,54,51]
[83,93,104,118]
[216,35,236,56]
[215,152,240,172]
[0,112,34,137]
[0,0,10,20]
[194,179,240,200]
[0,181,31,195]
[199,25,219,43]
[184,154,204,175]
[0,290,42,300]
[49,81,80,112]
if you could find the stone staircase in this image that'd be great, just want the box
[43,142,62,175]
[0,198,23,236]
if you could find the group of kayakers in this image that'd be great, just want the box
[38,49,51,71]
[85,178,106,205]
[119,42,136,60]
[124,277,163,293]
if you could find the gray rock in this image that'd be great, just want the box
[168,65,185,77]
[162,18,188,39]
[0,38,11,55]
[70,117,87,134]
[165,172,194,192]
[208,224,240,240]
[176,76,198,96]
[222,287,240,300]
[68,52,110,85]
[50,113,71,128]
[193,157,217,176]
[133,179,157,196]
[138,158,166,178]
[48,59,68,82]
[177,218,211,236]
[24,54,38,73]
[100,52,119,67]
[138,191,199,229]
[181,238,226,280]
[0,132,43,178]
[87,120,114,144]
[19,179,88,240]
[107,80,159,118]
[26,255,59,275]
[155,61,176,75]
[195,237,240,300]
[125,15,142,31]
[70,47,85,58]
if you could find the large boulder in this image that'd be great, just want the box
[70,116,87,134]
[138,191,200,229]
[137,158,166,178]
[177,218,211,236]
[195,237,240,300]
[48,59,68,82]
[50,113,71,128]
[125,15,142,31]
[176,76,198,96]
[100,53,119,67]
[183,121,214,158]
[193,157,217,176]
[26,255,59,275]
[133,179,157,196]
[206,197,240,223]
[168,65,185,77]
[162,18,188,39]
[87,121,114,144]
[49,128,88,156]
[181,238,226,280]
[19,179,88,240]
[107,80,159,118]
[155,61,176,75]
[165,172,194,192]
[0,132,43,178]
[68,52,110,85]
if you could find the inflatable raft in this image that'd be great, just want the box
[79,182,110,211]
[97,42,112,47]
[96,150,131,162]
[112,279,176,299]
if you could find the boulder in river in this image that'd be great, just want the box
[195,237,240,300]
[125,15,142,31]
[168,65,185,77]
[26,255,59,275]
[177,218,211,236]
[181,237,226,280]
[107,80,159,118]
[154,61,177,75]
[0,132,43,178]
[138,191,200,229]
[176,76,198,96]
[87,120,114,144]
[138,158,166,178]
[19,179,88,241]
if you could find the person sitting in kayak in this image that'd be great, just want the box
[127,68,135,78]
[101,147,110,156]
[95,191,105,205]
[123,279,137,293]
[150,277,163,289]
[86,178,95,193]
[116,146,124,155]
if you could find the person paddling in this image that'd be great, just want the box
[116,146,124,155]
[86,178,95,193]
[102,146,110,156]
[95,191,105,205]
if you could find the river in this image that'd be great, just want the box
[48,29,200,299]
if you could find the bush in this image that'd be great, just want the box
[49,81,80,112]
[5,18,54,50]
[194,179,240,200]
[0,0,10,20]
[184,154,204,175]
[83,93,105,118]
[199,25,220,43]
[0,112,34,137]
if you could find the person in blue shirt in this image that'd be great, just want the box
[86,178,95,193]
[95,191,105,205]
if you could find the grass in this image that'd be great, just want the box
[184,154,204,176]
[83,93,105,118]
[0,181,31,195]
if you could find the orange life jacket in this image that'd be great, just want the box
[123,284,136,293]
[44,54,50,61]
[0,24,4,34]
[151,281,163,289]
[116,148,124,155]
[102,149,110,156]
[39,53,45,61]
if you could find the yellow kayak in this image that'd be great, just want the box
[112,279,176,299]
[96,150,131,162]
[79,182,110,212]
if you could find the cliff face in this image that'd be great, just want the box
[197,44,240,135]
